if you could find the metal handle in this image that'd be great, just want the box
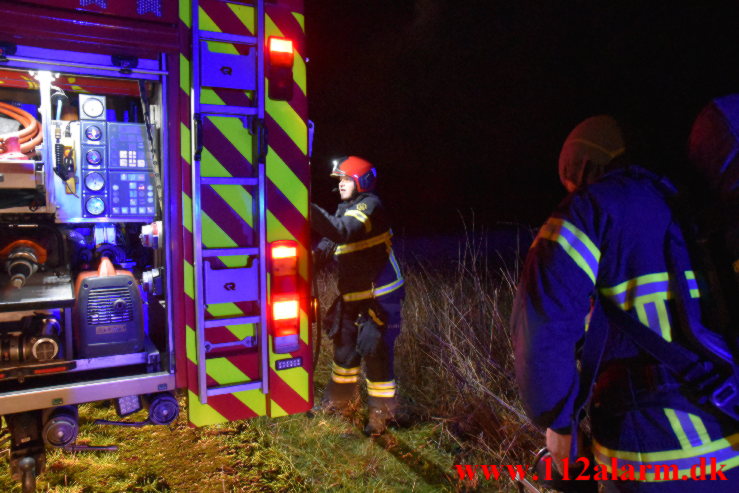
[193,113,204,162]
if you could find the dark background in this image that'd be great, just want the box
[304,1,739,235]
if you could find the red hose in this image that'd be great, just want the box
[0,101,42,157]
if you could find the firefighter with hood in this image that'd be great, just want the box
[511,115,739,491]
[311,156,405,436]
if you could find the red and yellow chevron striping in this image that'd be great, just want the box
[178,0,311,427]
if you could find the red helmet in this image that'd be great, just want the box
[331,156,377,193]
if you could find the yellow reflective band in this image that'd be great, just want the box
[331,363,360,376]
[367,380,396,390]
[332,374,359,384]
[342,277,405,302]
[368,308,385,326]
[534,218,600,284]
[335,231,392,255]
[593,431,739,463]
[367,388,396,398]
[341,247,404,302]
[344,210,372,233]
[665,409,700,449]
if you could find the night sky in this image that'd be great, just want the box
[305,1,739,235]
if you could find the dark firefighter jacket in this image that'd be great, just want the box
[511,165,739,478]
[311,192,404,302]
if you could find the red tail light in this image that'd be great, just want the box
[268,37,294,67]
[270,240,300,353]
[273,296,299,321]
[267,36,294,101]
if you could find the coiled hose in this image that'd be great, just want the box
[0,102,42,157]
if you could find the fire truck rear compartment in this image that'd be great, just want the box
[0,66,175,412]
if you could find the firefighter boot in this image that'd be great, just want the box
[320,379,359,417]
[364,395,398,436]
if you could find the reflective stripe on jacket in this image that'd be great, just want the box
[311,193,404,301]
[511,165,739,475]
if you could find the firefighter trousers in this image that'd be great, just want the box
[331,288,404,383]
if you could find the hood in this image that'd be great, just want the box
[558,115,626,191]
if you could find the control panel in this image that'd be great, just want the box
[55,95,157,223]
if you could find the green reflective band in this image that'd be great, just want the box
[536,217,600,284]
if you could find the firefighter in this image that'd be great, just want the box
[311,156,405,436]
[511,115,739,491]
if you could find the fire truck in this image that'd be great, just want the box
[0,0,313,489]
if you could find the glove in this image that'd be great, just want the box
[323,297,343,339]
[355,309,384,356]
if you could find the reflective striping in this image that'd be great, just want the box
[601,273,671,310]
[373,277,405,298]
[665,408,705,449]
[198,7,222,34]
[181,123,192,165]
[344,210,371,233]
[593,433,739,481]
[685,272,700,298]
[535,217,600,284]
[201,210,238,249]
[265,97,307,155]
[234,389,266,416]
[292,12,304,31]
[332,363,360,376]
[184,261,194,299]
[228,3,256,33]
[332,374,359,384]
[206,357,251,387]
[593,432,739,461]
[180,54,191,94]
[179,0,192,27]
[211,185,254,226]
[186,325,197,364]
[368,308,384,326]
[367,389,395,398]
[600,270,702,342]
[331,363,360,384]
[602,271,699,307]
[187,391,227,426]
[182,192,193,232]
[266,145,308,216]
[335,231,392,255]
[367,379,396,398]
[207,116,253,164]
[341,251,405,301]
[342,276,405,302]
[202,186,254,246]
[367,380,395,389]
[183,0,312,425]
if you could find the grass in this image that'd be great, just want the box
[1,231,543,492]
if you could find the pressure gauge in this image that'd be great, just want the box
[85,172,105,192]
[82,98,105,119]
[85,197,105,216]
[85,125,102,141]
[86,149,102,165]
